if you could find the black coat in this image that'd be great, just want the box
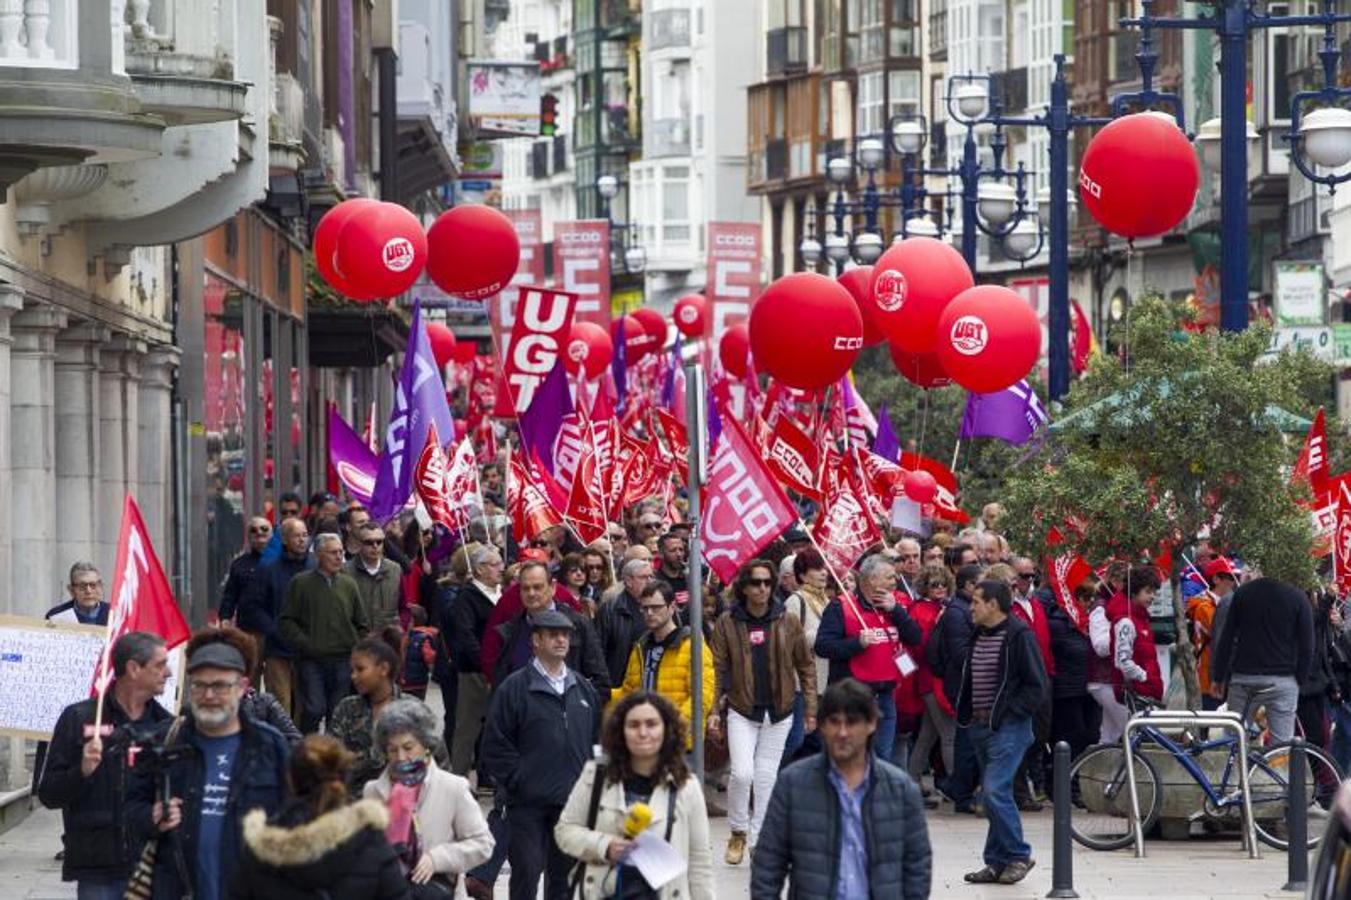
[1039,588,1091,699]
[751,754,932,899]
[448,582,496,674]
[926,592,974,703]
[955,615,1048,730]
[37,694,173,882]
[125,713,291,899]
[227,798,410,900]
[219,549,264,622]
[481,662,600,809]
[237,552,314,658]
[490,607,611,702]
[595,591,649,687]
[1211,577,1314,685]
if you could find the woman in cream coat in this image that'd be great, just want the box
[556,692,713,900]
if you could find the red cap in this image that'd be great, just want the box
[1204,557,1238,581]
[517,547,550,564]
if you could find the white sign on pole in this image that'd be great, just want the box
[1263,326,1336,363]
[1274,261,1325,326]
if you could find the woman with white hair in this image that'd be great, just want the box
[364,699,494,898]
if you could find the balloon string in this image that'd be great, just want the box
[918,390,930,460]
[1124,241,1135,377]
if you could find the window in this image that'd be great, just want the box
[888,69,920,118]
[859,0,884,63]
[662,165,690,241]
[857,71,883,136]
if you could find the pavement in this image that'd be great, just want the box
[0,791,1310,899]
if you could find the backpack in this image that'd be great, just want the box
[402,627,438,691]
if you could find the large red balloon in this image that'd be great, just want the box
[903,470,938,504]
[612,315,647,359]
[630,307,667,358]
[426,322,458,369]
[837,266,885,347]
[673,294,708,338]
[935,285,1042,393]
[720,323,750,378]
[1079,112,1199,239]
[451,341,478,365]
[749,273,863,390]
[868,237,974,354]
[314,198,381,299]
[335,201,428,299]
[564,321,613,380]
[888,345,952,389]
[425,205,521,300]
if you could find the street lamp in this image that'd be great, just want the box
[595,173,646,275]
[800,236,823,267]
[853,231,884,264]
[1121,0,1351,333]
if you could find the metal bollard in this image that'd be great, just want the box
[1282,737,1308,893]
[1047,741,1078,899]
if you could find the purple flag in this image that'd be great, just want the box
[369,301,455,521]
[660,333,683,410]
[958,380,1048,446]
[872,404,900,462]
[611,319,628,415]
[519,360,570,475]
[327,405,378,506]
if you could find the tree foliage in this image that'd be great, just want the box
[997,296,1332,587]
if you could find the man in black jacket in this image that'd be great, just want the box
[236,517,313,722]
[752,678,931,899]
[125,640,290,900]
[1211,575,1314,742]
[448,543,505,775]
[39,632,173,899]
[489,561,609,699]
[481,610,600,900]
[955,580,1047,886]
[217,517,272,622]
[594,557,654,685]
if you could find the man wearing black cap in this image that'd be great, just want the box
[126,638,290,900]
[482,609,601,900]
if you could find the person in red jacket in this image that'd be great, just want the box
[905,564,956,804]
[1108,565,1164,704]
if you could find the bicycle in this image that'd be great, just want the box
[1068,691,1343,852]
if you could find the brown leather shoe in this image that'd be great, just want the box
[464,875,493,900]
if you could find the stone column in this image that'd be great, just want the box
[0,285,26,616]
[10,302,67,616]
[136,347,178,561]
[97,334,145,576]
[54,321,109,573]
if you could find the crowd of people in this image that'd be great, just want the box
[32,486,1351,899]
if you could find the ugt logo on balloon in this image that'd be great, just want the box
[950,315,988,355]
[874,269,909,313]
[383,237,417,273]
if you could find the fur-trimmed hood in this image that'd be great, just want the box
[242,798,390,867]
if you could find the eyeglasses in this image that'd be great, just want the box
[1016,572,1036,580]
[639,604,670,614]
[72,581,102,591]
[639,521,662,530]
[189,679,240,696]
[362,538,385,547]
[248,526,271,535]
[746,578,774,588]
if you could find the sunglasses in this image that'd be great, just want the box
[585,563,605,571]
[362,538,385,547]
[746,578,773,588]
[248,526,271,535]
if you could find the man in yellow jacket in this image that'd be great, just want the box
[612,581,714,748]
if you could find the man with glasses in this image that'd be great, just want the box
[596,558,656,687]
[605,525,628,558]
[615,581,714,745]
[634,514,664,549]
[893,538,923,599]
[237,517,313,722]
[46,561,109,625]
[279,533,370,733]
[344,521,403,630]
[127,638,289,900]
[216,517,272,624]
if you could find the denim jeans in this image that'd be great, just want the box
[77,881,128,900]
[781,691,806,765]
[297,657,352,734]
[970,716,1035,868]
[942,724,980,807]
[1227,674,1300,742]
[874,690,898,762]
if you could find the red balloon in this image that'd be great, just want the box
[720,323,750,378]
[612,315,648,359]
[868,237,974,353]
[888,345,952,389]
[564,321,613,380]
[451,341,478,365]
[426,322,457,369]
[935,285,1042,393]
[837,266,885,347]
[903,470,938,504]
[630,307,668,358]
[749,273,863,390]
[335,201,428,299]
[314,198,381,299]
[673,293,709,338]
[425,205,521,300]
[1079,111,1199,239]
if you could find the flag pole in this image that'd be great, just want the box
[469,444,493,547]
[684,359,707,785]
[950,438,962,472]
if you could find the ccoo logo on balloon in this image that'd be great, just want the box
[950,316,988,355]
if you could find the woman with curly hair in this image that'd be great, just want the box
[228,734,409,899]
[555,692,713,900]
[708,559,816,865]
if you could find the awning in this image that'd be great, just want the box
[306,301,409,368]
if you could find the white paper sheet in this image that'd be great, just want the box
[626,831,687,889]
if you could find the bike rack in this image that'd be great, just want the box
[1122,709,1260,860]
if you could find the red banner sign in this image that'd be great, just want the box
[706,222,762,341]
[495,286,577,416]
[700,419,797,583]
[553,220,611,330]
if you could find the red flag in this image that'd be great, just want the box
[652,408,690,484]
[814,457,882,576]
[564,420,610,544]
[413,424,457,528]
[763,414,822,498]
[1337,480,1351,595]
[508,449,564,541]
[860,450,905,502]
[700,418,798,583]
[1294,407,1330,503]
[93,496,190,696]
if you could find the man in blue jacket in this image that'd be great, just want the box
[751,678,932,899]
[235,517,312,722]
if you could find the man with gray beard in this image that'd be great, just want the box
[126,636,290,900]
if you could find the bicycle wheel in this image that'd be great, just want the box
[1068,744,1162,851]
[1246,741,1344,851]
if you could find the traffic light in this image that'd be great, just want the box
[540,93,558,137]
